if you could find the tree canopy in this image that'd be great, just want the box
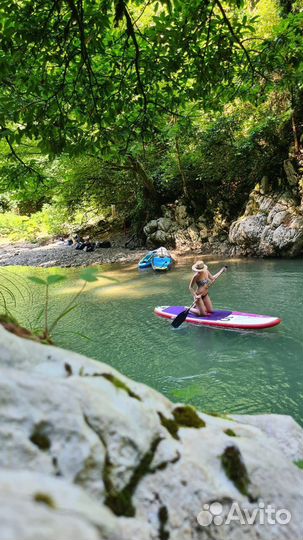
[0,0,302,238]
[0,0,266,153]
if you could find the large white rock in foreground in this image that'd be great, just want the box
[0,325,302,540]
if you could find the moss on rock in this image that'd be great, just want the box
[173,406,206,429]
[205,411,233,420]
[99,373,141,401]
[221,445,256,501]
[224,428,237,437]
[158,413,180,440]
[158,505,169,540]
[30,427,51,451]
[33,492,56,509]
[104,437,161,517]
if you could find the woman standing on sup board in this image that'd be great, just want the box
[189,261,226,316]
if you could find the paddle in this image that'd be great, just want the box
[171,265,228,329]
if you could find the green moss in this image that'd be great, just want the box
[80,371,141,400]
[221,445,255,501]
[224,428,237,437]
[30,429,51,451]
[294,460,303,470]
[99,373,141,401]
[173,406,206,429]
[104,437,161,516]
[158,412,180,440]
[158,505,170,540]
[105,489,136,517]
[205,411,233,420]
[64,362,73,376]
[102,452,115,497]
[34,492,56,509]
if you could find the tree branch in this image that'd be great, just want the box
[214,0,257,77]
[1,126,44,179]
[65,0,98,112]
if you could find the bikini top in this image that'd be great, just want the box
[196,278,209,288]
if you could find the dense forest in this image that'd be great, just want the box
[0,0,302,242]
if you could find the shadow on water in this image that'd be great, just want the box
[1,258,302,424]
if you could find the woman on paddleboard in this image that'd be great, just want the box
[189,260,226,316]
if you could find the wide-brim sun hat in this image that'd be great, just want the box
[192,260,208,272]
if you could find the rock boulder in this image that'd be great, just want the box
[0,325,302,539]
[229,189,303,256]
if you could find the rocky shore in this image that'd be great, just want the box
[0,236,231,269]
[0,241,148,268]
[1,184,302,269]
[143,186,303,259]
[0,324,302,540]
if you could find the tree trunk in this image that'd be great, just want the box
[127,155,158,200]
[175,137,189,199]
[292,112,300,154]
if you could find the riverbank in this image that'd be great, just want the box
[0,238,232,268]
[0,240,147,268]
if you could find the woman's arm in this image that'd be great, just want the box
[189,276,197,297]
[211,267,227,281]
[207,270,215,282]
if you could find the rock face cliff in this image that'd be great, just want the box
[229,189,303,257]
[143,203,230,255]
[143,187,303,258]
[0,325,302,540]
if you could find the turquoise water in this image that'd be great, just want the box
[1,258,302,424]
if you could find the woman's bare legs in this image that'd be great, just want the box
[190,296,208,316]
[203,295,213,313]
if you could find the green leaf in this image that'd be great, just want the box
[28,276,46,285]
[79,268,100,282]
[46,275,66,285]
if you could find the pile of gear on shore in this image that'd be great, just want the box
[60,235,111,252]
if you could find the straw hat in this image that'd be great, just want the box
[192,260,208,272]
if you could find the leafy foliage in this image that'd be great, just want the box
[0,0,302,235]
[0,0,258,154]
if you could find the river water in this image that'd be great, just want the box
[1,257,302,424]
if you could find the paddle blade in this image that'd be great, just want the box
[171,308,190,328]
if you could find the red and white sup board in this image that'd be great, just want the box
[154,306,281,330]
